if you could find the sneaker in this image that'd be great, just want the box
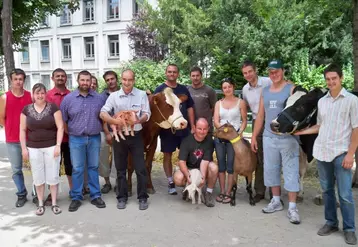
[262,198,283,213]
[204,191,215,207]
[117,200,127,210]
[101,183,112,194]
[344,232,357,245]
[68,200,82,212]
[91,197,106,208]
[287,208,301,224]
[16,196,27,207]
[139,199,149,210]
[317,224,339,236]
[168,182,177,195]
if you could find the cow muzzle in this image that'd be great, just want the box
[270,120,280,132]
[172,117,188,129]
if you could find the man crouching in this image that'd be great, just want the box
[173,118,218,207]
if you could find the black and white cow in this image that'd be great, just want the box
[270,86,328,203]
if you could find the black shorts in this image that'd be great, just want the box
[159,128,189,153]
[61,142,72,176]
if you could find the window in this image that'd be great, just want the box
[40,40,50,61]
[24,76,31,91]
[83,0,95,22]
[21,42,29,63]
[60,5,72,25]
[41,75,51,90]
[62,39,72,60]
[133,0,139,15]
[40,15,49,27]
[108,35,119,57]
[84,37,95,58]
[67,74,73,90]
[108,0,119,19]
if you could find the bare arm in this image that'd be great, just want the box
[179,160,190,181]
[200,160,209,180]
[54,110,64,145]
[238,100,248,135]
[0,94,6,127]
[294,124,320,135]
[213,101,221,129]
[252,95,265,139]
[347,128,358,157]
[187,107,195,128]
[19,113,27,150]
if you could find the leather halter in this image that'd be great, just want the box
[153,102,182,134]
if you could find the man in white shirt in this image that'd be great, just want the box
[241,60,272,202]
[295,63,358,245]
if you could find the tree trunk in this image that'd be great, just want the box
[1,0,15,81]
[354,0,358,91]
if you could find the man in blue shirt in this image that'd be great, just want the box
[60,70,106,212]
[154,64,195,195]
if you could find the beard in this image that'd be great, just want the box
[79,85,89,92]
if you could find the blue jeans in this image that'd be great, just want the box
[317,153,355,232]
[6,142,27,197]
[69,135,101,201]
[214,137,234,174]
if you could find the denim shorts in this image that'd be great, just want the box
[263,136,300,192]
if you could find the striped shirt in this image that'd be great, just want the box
[60,89,105,136]
[313,88,358,162]
[100,87,151,131]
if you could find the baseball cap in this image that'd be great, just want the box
[267,59,284,70]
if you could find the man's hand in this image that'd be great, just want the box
[22,148,29,162]
[105,133,112,145]
[191,125,195,134]
[199,176,206,188]
[342,154,354,169]
[186,175,192,185]
[251,137,258,153]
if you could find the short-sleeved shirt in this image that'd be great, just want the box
[22,103,59,148]
[46,87,71,142]
[179,134,214,169]
[100,88,115,132]
[313,88,358,162]
[187,84,217,132]
[100,87,151,131]
[242,76,272,119]
[60,89,105,136]
[154,83,194,136]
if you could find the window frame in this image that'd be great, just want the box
[107,0,120,20]
[108,35,120,58]
[60,4,72,26]
[84,36,95,59]
[21,42,30,63]
[62,38,72,60]
[83,0,95,22]
[40,40,50,62]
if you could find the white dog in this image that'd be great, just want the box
[183,169,203,204]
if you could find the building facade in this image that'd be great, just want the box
[13,0,157,91]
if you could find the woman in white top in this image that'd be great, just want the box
[213,78,247,204]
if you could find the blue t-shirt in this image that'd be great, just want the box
[154,83,194,136]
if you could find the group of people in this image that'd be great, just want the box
[0,59,357,245]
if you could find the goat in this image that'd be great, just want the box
[110,110,137,142]
[183,169,202,204]
[214,123,257,206]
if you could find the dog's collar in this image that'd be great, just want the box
[230,135,241,144]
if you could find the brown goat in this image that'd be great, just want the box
[214,123,257,206]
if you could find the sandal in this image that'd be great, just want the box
[216,194,225,203]
[222,195,232,204]
[36,205,45,216]
[51,205,62,215]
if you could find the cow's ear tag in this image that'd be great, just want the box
[224,127,228,133]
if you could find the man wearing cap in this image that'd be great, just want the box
[251,59,301,224]
[241,60,272,203]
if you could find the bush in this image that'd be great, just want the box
[0,91,4,96]
[98,59,191,93]
[290,49,354,91]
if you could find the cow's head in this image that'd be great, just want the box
[270,86,327,134]
[150,87,188,130]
